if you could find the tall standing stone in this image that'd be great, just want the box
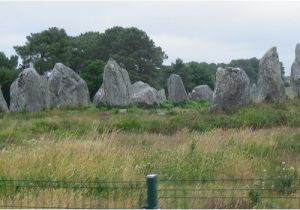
[103,58,131,107]
[212,67,251,111]
[256,47,285,102]
[10,68,48,112]
[291,43,300,97]
[48,63,90,108]
[0,87,8,112]
[167,74,187,103]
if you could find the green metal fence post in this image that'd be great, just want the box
[146,174,158,209]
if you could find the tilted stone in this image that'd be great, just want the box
[256,47,285,102]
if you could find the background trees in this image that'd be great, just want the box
[0,52,19,104]
[14,26,167,89]
[0,26,286,104]
[79,59,105,99]
[14,27,71,74]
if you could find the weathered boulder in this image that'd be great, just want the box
[130,81,158,106]
[10,68,48,112]
[103,58,131,107]
[212,67,251,111]
[256,47,285,102]
[48,63,90,108]
[291,43,300,97]
[93,85,106,107]
[0,87,8,112]
[190,85,213,101]
[157,89,166,103]
[167,74,187,103]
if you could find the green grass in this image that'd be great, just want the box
[1,100,300,208]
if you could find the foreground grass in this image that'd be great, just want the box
[0,127,299,181]
[1,100,300,208]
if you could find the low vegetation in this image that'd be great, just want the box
[1,100,300,208]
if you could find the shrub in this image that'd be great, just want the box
[160,100,174,109]
[115,117,142,132]
[248,188,262,205]
[180,100,210,110]
[262,162,297,194]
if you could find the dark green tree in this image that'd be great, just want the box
[0,67,19,105]
[14,27,71,74]
[80,59,105,99]
[166,59,217,92]
[98,27,167,86]
[186,61,216,90]
[227,58,259,84]
[0,51,19,105]
[69,32,103,71]
[0,52,18,69]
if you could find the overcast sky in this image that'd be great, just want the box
[0,1,300,75]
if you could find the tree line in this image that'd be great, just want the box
[1,26,273,104]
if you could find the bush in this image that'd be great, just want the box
[180,100,210,110]
[262,162,297,194]
[160,100,174,109]
[115,117,142,132]
[248,188,262,205]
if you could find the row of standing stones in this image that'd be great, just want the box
[1,44,300,113]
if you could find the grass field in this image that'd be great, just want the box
[1,99,300,208]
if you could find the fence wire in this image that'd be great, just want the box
[157,178,300,209]
[0,177,300,209]
[0,179,147,209]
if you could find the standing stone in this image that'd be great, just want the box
[103,58,131,107]
[130,81,158,106]
[48,63,90,108]
[167,74,187,103]
[212,67,251,111]
[10,68,47,112]
[93,85,106,107]
[157,89,166,103]
[0,87,8,112]
[256,47,285,102]
[250,83,257,102]
[190,85,213,101]
[291,43,300,97]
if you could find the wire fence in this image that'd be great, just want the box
[0,176,300,208]
[0,179,147,209]
[158,178,300,208]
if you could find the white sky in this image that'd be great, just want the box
[0,1,300,75]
